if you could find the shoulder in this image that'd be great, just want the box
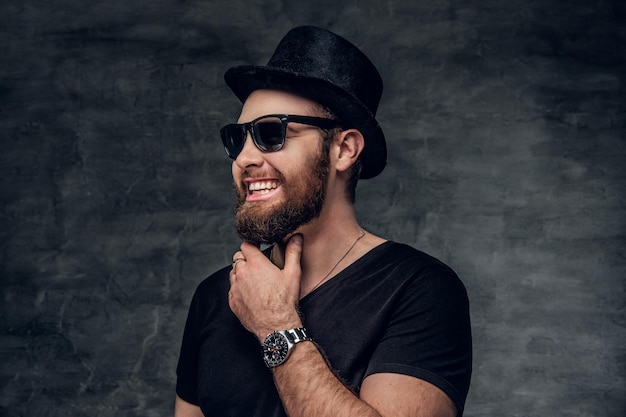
[371,241,462,282]
[186,264,232,317]
[194,264,231,294]
[369,242,469,309]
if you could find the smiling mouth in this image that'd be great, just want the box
[248,180,279,195]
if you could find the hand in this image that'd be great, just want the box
[228,234,304,341]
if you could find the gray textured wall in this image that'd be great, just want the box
[1,1,624,416]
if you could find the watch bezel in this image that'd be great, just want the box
[263,331,291,367]
[262,327,311,368]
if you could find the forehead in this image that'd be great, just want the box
[237,90,320,123]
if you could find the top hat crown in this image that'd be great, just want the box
[224,26,386,179]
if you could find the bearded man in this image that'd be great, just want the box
[174,26,472,417]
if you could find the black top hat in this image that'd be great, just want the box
[224,26,386,179]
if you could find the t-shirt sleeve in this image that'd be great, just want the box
[175,287,202,405]
[364,262,472,415]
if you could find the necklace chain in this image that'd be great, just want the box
[305,229,365,295]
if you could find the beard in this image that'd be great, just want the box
[234,148,330,245]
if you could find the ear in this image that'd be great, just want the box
[334,129,365,173]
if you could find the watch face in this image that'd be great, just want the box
[263,332,289,367]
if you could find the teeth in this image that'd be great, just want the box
[248,181,278,191]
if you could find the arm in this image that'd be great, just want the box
[228,236,457,417]
[272,340,456,417]
[361,373,456,417]
[273,341,379,417]
[174,395,204,417]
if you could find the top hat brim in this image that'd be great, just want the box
[225,65,387,179]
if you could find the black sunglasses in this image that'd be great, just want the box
[220,114,342,159]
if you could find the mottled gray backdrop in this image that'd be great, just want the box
[1,1,624,416]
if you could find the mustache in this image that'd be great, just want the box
[241,167,283,179]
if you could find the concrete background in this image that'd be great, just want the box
[1,1,624,416]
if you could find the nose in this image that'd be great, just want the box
[234,132,264,170]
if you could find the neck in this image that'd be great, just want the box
[270,206,385,298]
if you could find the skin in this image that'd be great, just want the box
[175,90,457,417]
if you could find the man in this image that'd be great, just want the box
[175,26,472,417]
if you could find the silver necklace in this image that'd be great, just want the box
[304,229,365,295]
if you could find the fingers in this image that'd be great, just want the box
[283,234,303,275]
[235,235,302,276]
[239,241,261,261]
[231,251,246,273]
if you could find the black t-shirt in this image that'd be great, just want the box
[176,241,472,416]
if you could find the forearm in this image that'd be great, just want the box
[272,341,381,417]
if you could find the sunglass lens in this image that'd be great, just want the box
[220,124,245,159]
[253,118,284,152]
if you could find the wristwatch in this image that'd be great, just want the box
[262,327,311,368]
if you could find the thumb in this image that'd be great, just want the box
[283,234,303,276]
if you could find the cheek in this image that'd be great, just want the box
[231,164,246,200]
[232,163,245,185]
